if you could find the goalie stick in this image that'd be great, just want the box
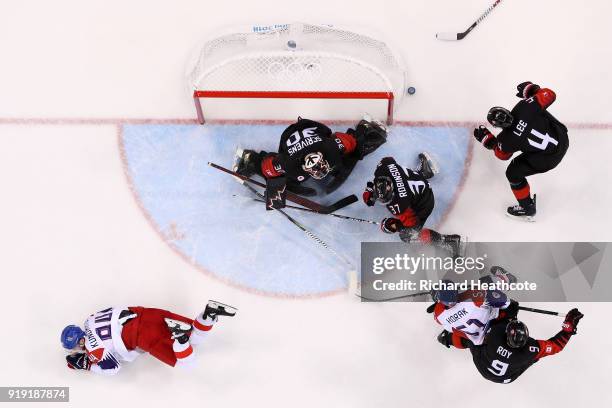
[208,161,358,214]
[436,0,502,41]
[232,195,380,225]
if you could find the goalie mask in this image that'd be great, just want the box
[487,106,514,128]
[374,176,394,204]
[302,152,330,180]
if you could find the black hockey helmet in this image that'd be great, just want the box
[487,107,514,128]
[302,151,330,180]
[373,175,394,204]
[506,320,529,348]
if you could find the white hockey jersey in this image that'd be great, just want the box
[434,290,510,346]
[83,307,142,375]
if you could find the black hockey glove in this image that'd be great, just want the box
[381,217,403,234]
[66,352,91,371]
[504,300,520,320]
[437,330,452,348]
[562,308,584,334]
[473,126,496,150]
[363,182,376,206]
[516,81,540,98]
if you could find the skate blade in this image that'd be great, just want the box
[505,213,536,222]
[208,300,238,314]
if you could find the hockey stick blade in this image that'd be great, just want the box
[208,161,357,214]
[436,0,502,41]
[436,32,464,41]
[323,194,358,214]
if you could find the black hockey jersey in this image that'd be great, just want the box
[374,157,435,228]
[275,118,349,181]
[495,89,568,158]
[470,319,573,384]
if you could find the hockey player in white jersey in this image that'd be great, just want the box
[430,267,519,348]
[60,300,236,375]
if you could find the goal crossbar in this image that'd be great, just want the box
[193,90,395,125]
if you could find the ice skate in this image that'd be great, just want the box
[165,318,192,342]
[507,194,536,222]
[203,300,237,321]
[417,152,439,180]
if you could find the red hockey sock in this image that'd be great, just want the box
[511,183,531,201]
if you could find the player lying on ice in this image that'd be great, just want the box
[473,81,569,221]
[362,155,462,256]
[60,300,236,375]
[234,116,387,196]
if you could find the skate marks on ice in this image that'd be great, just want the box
[120,123,471,297]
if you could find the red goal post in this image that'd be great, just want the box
[188,23,407,125]
[193,90,395,125]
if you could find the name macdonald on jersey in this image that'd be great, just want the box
[387,163,408,198]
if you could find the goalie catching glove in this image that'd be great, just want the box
[353,118,387,160]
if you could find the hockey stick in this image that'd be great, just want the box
[436,0,502,41]
[518,306,564,317]
[232,194,380,225]
[239,181,355,270]
[356,291,431,302]
[208,162,358,214]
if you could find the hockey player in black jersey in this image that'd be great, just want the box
[362,156,462,255]
[439,308,583,384]
[234,116,387,196]
[474,81,569,221]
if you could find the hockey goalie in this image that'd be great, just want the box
[234,116,387,197]
[60,300,236,375]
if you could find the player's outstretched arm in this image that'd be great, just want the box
[535,308,583,360]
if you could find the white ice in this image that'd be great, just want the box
[0,1,611,407]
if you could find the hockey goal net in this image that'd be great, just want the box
[187,23,407,124]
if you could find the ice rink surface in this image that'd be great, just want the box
[1,0,611,407]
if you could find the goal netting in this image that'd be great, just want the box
[187,23,408,124]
